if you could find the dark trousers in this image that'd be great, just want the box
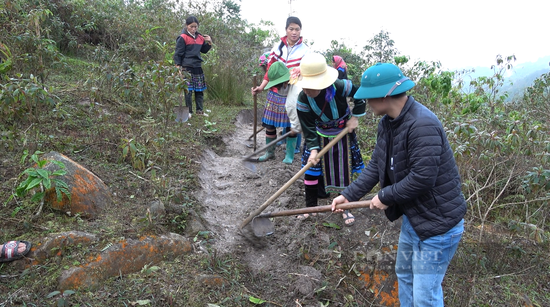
[185,91,204,114]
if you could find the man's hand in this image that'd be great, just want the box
[346,116,359,133]
[331,194,349,212]
[307,149,319,165]
[370,194,388,210]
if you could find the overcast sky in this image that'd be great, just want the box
[239,0,549,70]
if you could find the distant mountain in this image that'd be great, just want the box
[457,56,550,101]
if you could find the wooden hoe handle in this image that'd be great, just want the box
[240,129,349,228]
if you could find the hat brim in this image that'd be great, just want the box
[298,66,339,90]
[265,74,290,90]
[354,79,415,100]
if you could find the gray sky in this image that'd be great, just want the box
[239,0,549,70]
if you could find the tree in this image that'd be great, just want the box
[469,54,516,114]
[362,30,399,65]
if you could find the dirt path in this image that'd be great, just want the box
[195,110,304,258]
[194,109,402,305]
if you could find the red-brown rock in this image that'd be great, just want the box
[42,151,112,218]
[58,233,192,291]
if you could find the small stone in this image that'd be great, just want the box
[149,200,166,218]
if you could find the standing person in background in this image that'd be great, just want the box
[332,55,348,80]
[331,63,467,306]
[296,53,366,224]
[258,51,270,74]
[174,16,213,117]
[251,16,308,164]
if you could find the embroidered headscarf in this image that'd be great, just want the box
[333,55,347,71]
[258,52,270,67]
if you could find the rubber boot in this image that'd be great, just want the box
[258,137,276,162]
[317,176,331,199]
[283,136,297,164]
[305,183,318,207]
[294,133,302,154]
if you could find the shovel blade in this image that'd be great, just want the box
[174,106,189,123]
[242,160,257,173]
[252,216,274,237]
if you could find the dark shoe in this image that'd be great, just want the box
[318,178,330,198]
[318,191,331,199]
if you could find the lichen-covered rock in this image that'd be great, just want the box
[58,233,192,291]
[30,231,99,264]
[42,151,112,218]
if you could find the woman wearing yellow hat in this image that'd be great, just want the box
[296,53,366,225]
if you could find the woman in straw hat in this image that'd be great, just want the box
[296,53,366,225]
[251,16,308,164]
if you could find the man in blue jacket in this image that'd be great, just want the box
[331,63,466,306]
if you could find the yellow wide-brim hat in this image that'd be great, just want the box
[298,52,338,90]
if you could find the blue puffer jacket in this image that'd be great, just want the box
[341,96,466,240]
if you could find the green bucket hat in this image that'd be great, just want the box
[265,61,290,89]
[354,63,415,99]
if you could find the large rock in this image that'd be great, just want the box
[42,151,112,218]
[58,233,192,291]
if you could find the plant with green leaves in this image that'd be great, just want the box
[9,150,71,217]
[120,138,149,171]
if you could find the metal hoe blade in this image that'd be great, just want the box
[242,160,258,173]
[252,216,274,237]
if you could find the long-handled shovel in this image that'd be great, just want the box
[253,75,258,151]
[174,70,189,123]
[240,128,349,229]
[252,200,372,237]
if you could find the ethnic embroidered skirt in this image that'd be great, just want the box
[262,90,291,128]
[184,67,207,92]
[301,114,364,192]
